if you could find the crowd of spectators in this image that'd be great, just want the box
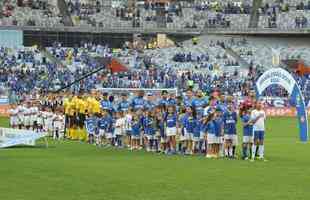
[1,0,310,30]
[0,0,62,27]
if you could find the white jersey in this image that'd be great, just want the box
[30,106,39,122]
[23,107,32,126]
[251,109,266,131]
[125,114,132,131]
[115,117,125,135]
[17,105,25,123]
[37,111,44,125]
[8,108,19,126]
[54,114,65,131]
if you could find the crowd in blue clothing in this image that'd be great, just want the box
[0,41,309,106]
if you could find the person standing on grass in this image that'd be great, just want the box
[241,109,253,160]
[250,101,266,161]
[223,100,238,159]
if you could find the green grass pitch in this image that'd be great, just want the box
[0,116,309,200]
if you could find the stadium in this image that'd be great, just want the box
[0,0,310,200]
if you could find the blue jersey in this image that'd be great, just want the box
[145,100,156,111]
[131,120,141,136]
[184,115,196,133]
[214,117,223,137]
[100,100,113,112]
[143,116,156,135]
[117,100,130,112]
[192,97,207,116]
[168,98,177,106]
[131,97,146,110]
[97,116,112,132]
[165,113,177,128]
[183,97,193,108]
[216,102,227,113]
[85,117,97,135]
[159,98,169,107]
[193,118,202,138]
[207,120,216,135]
[223,111,237,135]
[241,114,253,136]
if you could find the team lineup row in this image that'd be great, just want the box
[8,90,266,161]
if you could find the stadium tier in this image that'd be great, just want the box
[0,0,310,31]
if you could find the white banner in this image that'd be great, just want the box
[0,128,47,148]
[256,68,296,96]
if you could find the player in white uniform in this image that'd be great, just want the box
[36,110,44,132]
[16,103,25,129]
[30,102,39,131]
[114,111,125,147]
[8,104,19,128]
[250,101,266,161]
[23,103,32,130]
[53,112,65,140]
[46,109,55,136]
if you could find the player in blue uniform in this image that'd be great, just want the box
[97,110,113,147]
[214,108,224,158]
[85,113,97,145]
[158,90,170,108]
[192,90,208,116]
[100,92,114,113]
[143,110,157,152]
[206,113,216,158]
[183,106,196,155]
[145,93,157,111]
[183,89,194,108]
[241,109,254,160]
[117,93,130,112]
[131,113,141,150]
[193,113,202,155]
[165,105,178,154]
[156,109,166,153]
[223,101,238,158]
[131,91,146,111]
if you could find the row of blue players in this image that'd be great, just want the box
[82,91,264,160]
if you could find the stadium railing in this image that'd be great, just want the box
[1,25,310,35]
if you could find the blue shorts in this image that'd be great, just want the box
[254,131,265,141]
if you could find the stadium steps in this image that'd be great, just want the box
[223,47,250,68]
[248,0,263,28]
[38,46,64,67]
[57,0,74,26]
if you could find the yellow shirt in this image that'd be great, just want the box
[78,99,87,114]
[92,99,101,114]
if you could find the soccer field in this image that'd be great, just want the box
[0,117,309,200]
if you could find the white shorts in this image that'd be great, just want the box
[183,129,193,141]
[31,116,38,123]
[115,129,123,136]
[200,131,206,140]
[17,115,24,125]
[145,134,155,140]
[192,136,200,142]
[99,129,105,136]
[207,134,217,144]
[131,135,140,140]
[219,136,224,144]
[24,116,31,126]
[10,116,18,126]
[243,136,253,143]
[224,134,238,145]
[166,127,177,137]
[105,132,113,139]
